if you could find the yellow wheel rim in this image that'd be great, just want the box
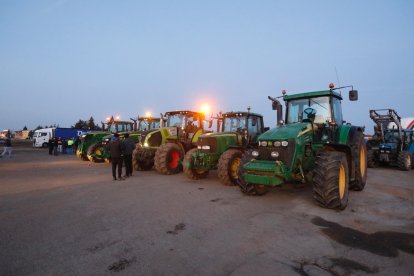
[360,146,366,177]
[95,149,101,155]
[230,157,241,179]
[339,164,345,199]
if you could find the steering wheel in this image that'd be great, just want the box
[303,107,316,116]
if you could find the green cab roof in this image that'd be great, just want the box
[284,90,343,101]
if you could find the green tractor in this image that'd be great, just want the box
[133,110,205,173]
[87,116,161,162]
[183,109,266,185]
[237,84,367,210]
[76,116,136,161]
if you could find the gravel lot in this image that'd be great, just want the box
[1,143,413,275]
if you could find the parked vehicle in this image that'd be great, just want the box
[237,84,367,210]
[183,109,266,185]
[87,116,161,162]
[367,109,414,170]
[32,128,88,148]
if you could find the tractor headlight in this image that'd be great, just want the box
[144,142,149,147]
[197,145,202,149]
[201,145,210,150]
[281,141,289,147]
[274,141,281,147]
[260,141,267,147]
[271,151,279,158]
[252,150,259,157]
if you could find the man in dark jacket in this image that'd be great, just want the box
[109,133,124,180]
[121,133,136,177]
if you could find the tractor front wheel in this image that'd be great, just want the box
[236,150,269,196]
[217,149,243,186]
[154,143,184,175]
[87,142,104,162]
[133,145,153,171]
[397,151,412,171]
[313,151,349,210]
[183,148,209,180]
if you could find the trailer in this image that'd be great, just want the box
[32,128,89,148]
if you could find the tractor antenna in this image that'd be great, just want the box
[334,66,342,94]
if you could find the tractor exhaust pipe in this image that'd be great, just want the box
[268,96,283,127]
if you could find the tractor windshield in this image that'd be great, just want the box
[108,123,133,132]
[287,96,331,124]
[223,116,247,132]
[138,120,160,131]
[166,114,186,127]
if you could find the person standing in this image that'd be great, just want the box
[53,137,59,156]
[108,133,124,181]
[121,133,135,177]
[48,138,54,155]
[0,136,12,158]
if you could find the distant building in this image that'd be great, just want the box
[15,130,30,139]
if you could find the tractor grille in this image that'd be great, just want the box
[197,137,217,153]
[256,141,295,167]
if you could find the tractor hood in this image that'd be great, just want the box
[259,123,311,141]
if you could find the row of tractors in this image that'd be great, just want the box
[74,84,413,211]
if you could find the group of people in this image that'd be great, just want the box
[108,133,135,181]
[48,137,69,155]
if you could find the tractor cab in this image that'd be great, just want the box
[217,111,265,147]
[103,116,136,133]
[162,111,205,148]
[137,117,161,131]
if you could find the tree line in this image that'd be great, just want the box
[24,117,101,138]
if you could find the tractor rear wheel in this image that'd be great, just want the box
[367,149,378,168]
[217,149,243,186]
[87,142,104,162]
[183,148,209,179]
[313,151,349,210]
[350,131,367,191]
[154,143,184,175]
[236,150,269,196]
[397,151,412,171]
[132,145,153,171]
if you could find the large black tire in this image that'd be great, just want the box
[217,149,243,186]
[313,151,349,210]
[154,143,185,175]
[367,149,378,168]
[350,131,367,191]
[236,150,269,196]
[87,142,105,162]
[76,147,88,161]
[132,145,153,171]
[397,151,412,171]
[183,148,209,180]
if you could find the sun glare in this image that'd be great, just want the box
[201,104,210,115]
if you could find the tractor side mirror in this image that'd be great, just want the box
[208,119,213,129]
[349,90,358,101]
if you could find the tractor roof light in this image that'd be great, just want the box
[329,83,335,89]
[282,90,286,96]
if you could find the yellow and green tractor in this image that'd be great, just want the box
[133,110,206,174]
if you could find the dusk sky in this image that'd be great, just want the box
[1,0,413,134]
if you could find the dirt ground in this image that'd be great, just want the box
[1,142,413,275]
